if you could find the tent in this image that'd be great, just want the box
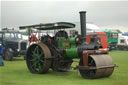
[122,32,128,36]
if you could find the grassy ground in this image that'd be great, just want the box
[0,51,128,85]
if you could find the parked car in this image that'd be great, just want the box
[0,29,27,61]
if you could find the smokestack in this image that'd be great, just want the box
[79,11,86,43]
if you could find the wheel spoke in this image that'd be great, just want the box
[32,46,39,56]
[32,51,36,58]
[38,52,43,59]
[30,57,37,62]
[38,62,42,71]
[40,59,44,62]
[35,46,40,55]
[88,59,94,66]
[30,46,44,72]
[32,62,38,69]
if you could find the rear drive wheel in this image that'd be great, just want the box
[26,43,52,74]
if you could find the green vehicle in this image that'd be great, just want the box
[104,30,118,50]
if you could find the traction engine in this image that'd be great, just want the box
[20,11,116,79]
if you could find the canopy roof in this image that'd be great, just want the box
[19,22,75,30]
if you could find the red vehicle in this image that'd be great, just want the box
[86,32,108,50]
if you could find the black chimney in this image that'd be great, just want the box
[79,11,86,44]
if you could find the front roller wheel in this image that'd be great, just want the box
[26,43,52,74]
[79,55,115,79]
[79,56,96,79]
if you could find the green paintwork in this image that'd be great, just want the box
[57,37,70,49]
[104,30,118,48]
[56,35,78,59]
[65,48,78,58]
[104,30,118,43]
[69,37,75,43]
[57,35,77,49]
[69,35,77,47]
[107,39,118,43]
[31,46,44,71]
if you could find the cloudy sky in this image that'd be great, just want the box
[1,1,128,32]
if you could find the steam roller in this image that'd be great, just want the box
[20,11,116,79]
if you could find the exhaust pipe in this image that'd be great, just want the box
[79,11,86,44]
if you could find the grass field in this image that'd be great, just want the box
[0,51,128,85]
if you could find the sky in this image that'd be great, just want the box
[1,1,128,32]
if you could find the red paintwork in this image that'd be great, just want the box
[63,43,70,46]
[86,32,108,50]
[29,32,40,45]
[82,50,108,66]
[83,51,88,66]
[29,35,39,44]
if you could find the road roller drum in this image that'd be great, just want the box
[79,54,115,79]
